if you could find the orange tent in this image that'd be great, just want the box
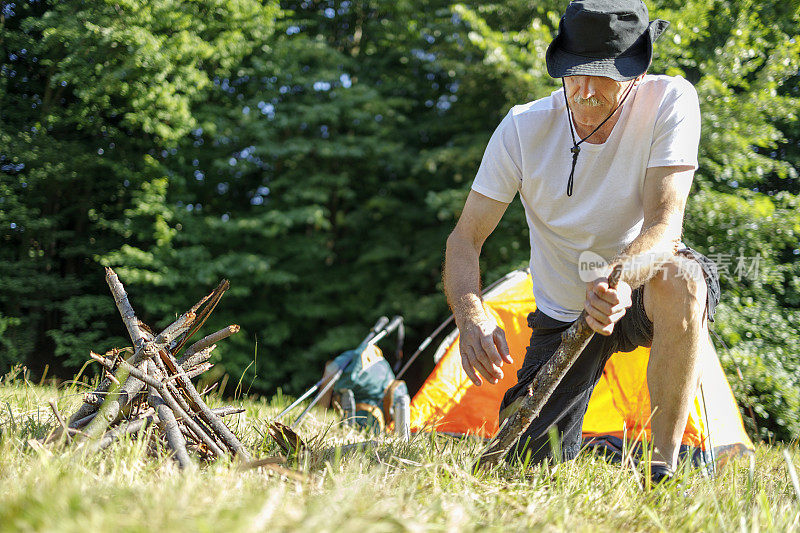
[410,269,753,462]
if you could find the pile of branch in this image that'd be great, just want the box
[45,267,252,468]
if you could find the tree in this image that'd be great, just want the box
[0,0,277,372]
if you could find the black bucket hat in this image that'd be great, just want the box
[545,0,669,81]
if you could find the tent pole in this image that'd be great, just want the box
[291,367,343,428]
[395,315,454,380]
[711,329,760,439]
[700,380,716,476]
[272,385,319,422]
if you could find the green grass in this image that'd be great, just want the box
[1,370,799,532]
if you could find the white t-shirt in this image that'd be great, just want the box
[471,74,701,321]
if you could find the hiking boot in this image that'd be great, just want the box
[650,463,674,485]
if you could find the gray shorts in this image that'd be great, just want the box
[499,247,720,464]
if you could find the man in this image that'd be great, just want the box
[443,0,720,483]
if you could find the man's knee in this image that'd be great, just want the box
[644,256,707,325]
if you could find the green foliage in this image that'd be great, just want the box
[0,313,22,371]
[0,0,278,375]
[685,188,800,440]
[1,0,799,440]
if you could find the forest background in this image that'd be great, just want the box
[1,0,798,441]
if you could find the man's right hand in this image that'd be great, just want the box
[458,316,513,386]
[443,190,513,387]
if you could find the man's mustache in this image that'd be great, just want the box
[573,94,603,107]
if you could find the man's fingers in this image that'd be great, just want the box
[585,293,627,336]
[464,344,494,385]
[594,281,632,308]
[586,299,627,326]
[584,298,612,326]
[611,307,627,323]
[458,320,510,386]
[594,280,610,295]
[595,287,621,307]
[587,292,615,317]
[479,336,504,377]
[584,279,633,336]
[472,351,500,385]
[464,341,500,385]
[588,285,631,314]
[589,297,627,318]
[494,330,513,364]
[461,349,482,386]
[585,314,614,336]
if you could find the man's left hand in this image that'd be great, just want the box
[584,277,633,336]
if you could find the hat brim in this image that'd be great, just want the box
[545,19,669,81]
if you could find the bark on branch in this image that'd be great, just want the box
[91,353,227,458]
[155,311,196,347]
[177,345,215,370]
[96,409,156,451]
[170,280,230,354]
[158,348,251,460]
[148,383,194,469]
[105,267,149,350]
[183,326,239,358]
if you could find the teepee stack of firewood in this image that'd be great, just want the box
[46,267,252,468]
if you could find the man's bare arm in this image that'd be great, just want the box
[444,191,507,326]
[584,165,695,335]
[444,191,513,385]
[614,165,695,287]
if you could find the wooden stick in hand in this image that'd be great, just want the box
[476,264,623,471]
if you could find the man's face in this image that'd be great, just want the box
[563,75,640,130]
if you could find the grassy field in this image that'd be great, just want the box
[1,371,799,532]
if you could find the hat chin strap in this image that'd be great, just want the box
[561,78,636,197]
